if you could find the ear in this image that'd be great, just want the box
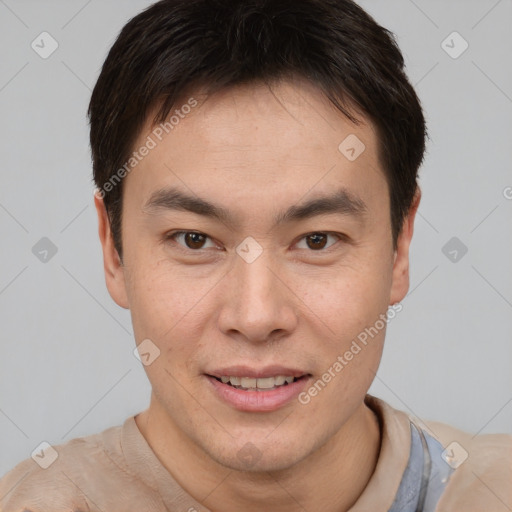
[94,192,129,309]
[389,187,421,305]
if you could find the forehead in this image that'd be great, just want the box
[124,79,386,216]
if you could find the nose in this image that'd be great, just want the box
[217,249,299,345]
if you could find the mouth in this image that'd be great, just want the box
[209,374,308,391]
[204,368,312,412]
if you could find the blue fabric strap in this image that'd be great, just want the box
[388,422,454,512]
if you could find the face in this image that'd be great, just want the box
[96,78,417,472]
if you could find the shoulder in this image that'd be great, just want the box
[0,455,89,511]
[422,419,512,512]
[0,420,152,512]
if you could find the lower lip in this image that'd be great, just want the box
[206,375,311,412]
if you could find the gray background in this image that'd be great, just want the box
[0,0,511,477]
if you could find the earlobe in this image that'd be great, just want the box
[389,188,421,305]
[94,192,130,309]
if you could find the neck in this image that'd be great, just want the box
[136,397,381,512]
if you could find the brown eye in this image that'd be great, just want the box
[295,232,342,252]
[306,233,328,250]
[184,232,207,249]
[168,231,216,250]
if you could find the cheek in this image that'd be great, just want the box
[297,258,392,336]
[126,265,213,391]
[297,272,389,407]
[124,254,210,346]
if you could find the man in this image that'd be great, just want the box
[1,0,510,510]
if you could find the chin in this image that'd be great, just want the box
[217,448,305,474]
[203,429,320,474]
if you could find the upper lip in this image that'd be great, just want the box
[206,365,310,379]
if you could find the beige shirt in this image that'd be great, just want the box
[1,396,510,511]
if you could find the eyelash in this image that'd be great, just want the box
[165,230,347,254]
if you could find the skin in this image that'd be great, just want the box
[95,78,420,512]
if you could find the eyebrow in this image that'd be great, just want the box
[142,186,367,228]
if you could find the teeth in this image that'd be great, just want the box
[218,375,298,390]
[240,377,257,388]
[256,377,276,389]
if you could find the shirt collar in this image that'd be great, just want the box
[121,394,413,511]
